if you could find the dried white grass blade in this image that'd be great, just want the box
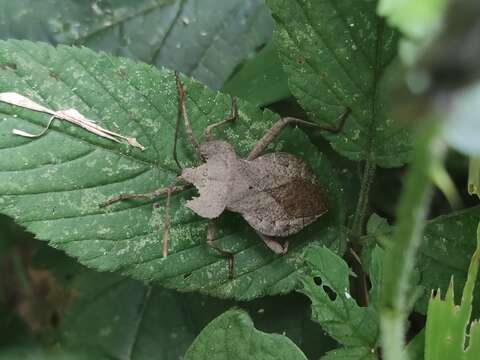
[12,129,39,138]
[12,116,56,138]
[0,92,145,150]
[0,92,54,115]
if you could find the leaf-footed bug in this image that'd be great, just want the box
[101,72,350,278]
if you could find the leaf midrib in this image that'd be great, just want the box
[295,0,368,98]
[70,0,175,45]
[149,0,187,65]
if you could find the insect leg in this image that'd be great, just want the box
[207,221,235,279]
[162,187,173,257]
[203,96,237,141]
[257,233,289,255]
[174,72,203,162]
[247,108,351,160]
[315,107,351,134]
[99,177,187,207]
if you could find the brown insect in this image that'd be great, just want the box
[102,72,350,276]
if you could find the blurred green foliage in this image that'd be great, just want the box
[0,0,479,359]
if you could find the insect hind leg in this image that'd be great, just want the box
[257,233,289,255]
[207,221,235,279]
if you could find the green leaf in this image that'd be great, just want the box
[425,224,480,360]
[27,243,336,360]
[222,41,291,106]
[416,206,480,314]
[368,246,385,309]
[0,40,347,300]
[0,0,273,89]
[367,213,390,237]
[404,329,425,360]
[60,271,230,360]
[301,246,379,357]
[184,309,307,360]
[322,347,377,360]
[0,348,98,360]
[361,213,390,275]
[267,0,411,167]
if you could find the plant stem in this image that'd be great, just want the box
[350,156,376,306]
[380,121,445,360]
[352,157,376,237]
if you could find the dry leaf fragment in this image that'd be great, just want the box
[0,92,145,150]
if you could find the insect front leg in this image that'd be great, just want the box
[203,96,237,141]
[99,180,187,207]
[100,179,188,258]
[247,108,351,160]
[207,221,235,279]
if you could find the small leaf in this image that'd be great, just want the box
[267,0,411,167]
[403,329,425,360]
[301,246,379,355]
[416,206,480,314]
[0,0,273,89]
[368,246,385,309]
[425,223,480,360]
[0,40,347,300]
[367,213,391,237]
[361,213,390,275]
[184,309,307,360]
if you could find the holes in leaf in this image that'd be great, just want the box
[323,285,337,301]
[313,277,337,300]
